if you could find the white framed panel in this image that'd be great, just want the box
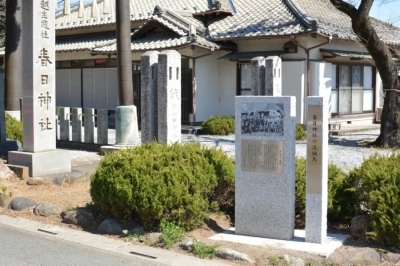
[94,68,108,109]
[69,69,81,107]
[107,68,118,109]
[83,69,95,108]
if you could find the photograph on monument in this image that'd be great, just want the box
[241,103,284,136]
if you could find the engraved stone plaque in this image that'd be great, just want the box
[241,139,283,174]
[306,105,323,194]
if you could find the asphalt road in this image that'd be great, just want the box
[0,224,164,266]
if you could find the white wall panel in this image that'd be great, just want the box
[83,69,95,108]
[107,68,118,109]
[94,68,108,108]
[70,69,81,107]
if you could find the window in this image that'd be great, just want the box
[331,64,374,116]
[239,63,252,95]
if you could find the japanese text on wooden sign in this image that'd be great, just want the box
[306,105,322,194]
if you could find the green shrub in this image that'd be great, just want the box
[159,219,186,248]
[295,157,350,224]
[5,113,23,144]
[349,154,400,248]
[90,142,235,231]
[192,240,218,259]
[296,124,306,141]
[201,116,235,135]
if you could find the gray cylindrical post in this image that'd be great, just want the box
[116,0,133,106]
[5,0,23,113]
[115,106,139,145]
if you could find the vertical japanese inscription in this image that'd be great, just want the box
[37,0,53,132]
[241,140,283,174]
[306,105,323,194]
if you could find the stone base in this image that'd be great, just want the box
[0,140,21,159]
[115,106,139,145]
[8,150,71,177]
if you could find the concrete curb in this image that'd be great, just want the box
[0,215,231,266]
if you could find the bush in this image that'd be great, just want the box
[349,154,400,248]
[159,219,186,248]
[295,157,350,224]
[5,113,23,144]
[201,116,235,135]
[192,240,218,259]
[296,124,306,141]
[90,142,235,231]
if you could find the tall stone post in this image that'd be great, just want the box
[114,0,139,146]
[8,0,70,177]
[265,56,282,96]
[71,108,82,142]
[158,50,181,144]
[5,0,23,119]
[141,51,159,143]
[251,57,265,96]
[305,96,328,243]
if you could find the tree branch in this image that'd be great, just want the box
[329,0,357,17]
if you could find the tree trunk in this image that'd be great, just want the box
[330,0,400,147]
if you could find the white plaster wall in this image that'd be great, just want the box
[218,60,237,117]
[282,61,306,124]
[310,61,332,98]
[194,52,221,122]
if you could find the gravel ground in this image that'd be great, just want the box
[69,129,394,173]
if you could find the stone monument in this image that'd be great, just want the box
[8,0,70,177]
[251,57,265,96]
[235,96,296,240]
[141,51,159,143]
[265,56,282,96]
[71,108,82,142]
[158,50,181,144]
[250,56,282,96]
[305,96,328,243]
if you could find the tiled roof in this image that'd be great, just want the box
[291,0,400,44]
[55,0,400,48]
[90,6,227,53]
[92,32,223,53]
[56,32,115,52]
[208,0,306,40]
[56,0,211,30]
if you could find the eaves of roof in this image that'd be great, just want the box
[56,32,116,52]
[91,32,225,54]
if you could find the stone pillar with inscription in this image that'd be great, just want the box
[59,107,70,141]
[71,108,82,142]
[305,96,328,243]
[84,108,94,143]
[8,0,71,177]
[141,51,159,143]
[251,57,265,96]
[158,50,181,144]
[265,56,282,96]
[97,109,108,145]
[235,96,296,240]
